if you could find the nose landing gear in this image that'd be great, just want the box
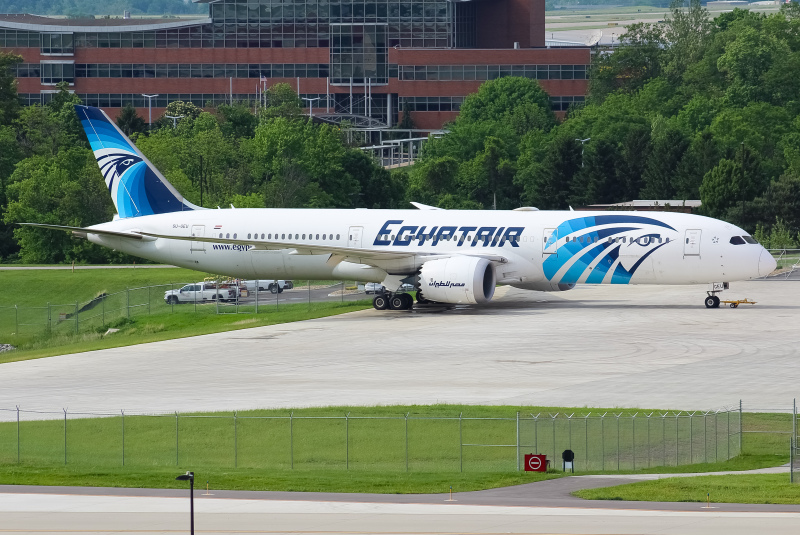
[705,282,729,308]
[704,294,721,309]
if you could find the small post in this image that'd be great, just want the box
[690,412,694,463]
[121,410,125,466]
[75,302,79,333]
[126,288,130,319]
[16,405,20,464]
[63,408,67,465]
[341,281,344,302]
[234,411,238,468]
[616,414,620,472]
[102,295,105,325]
[47,302,51,332]
[255,280,259,314]
[14,304,18,334]
[632,414,636,470]
[345,412,349,470]
[176,412,179,466]
[516,412,520,471]
[290,412,293,469]
[727,408,730,460]
[739,400,743,454]
[459,412,463,473]
[308,280,311,310]
[601,414,605,471]
[148,285,151,315]
[405,413,409,472]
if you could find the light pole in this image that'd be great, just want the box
[576,137,591,167]
[175,471,194,535]
[302,97,321,117]
[165,114,184,128]
[142,94,159,130]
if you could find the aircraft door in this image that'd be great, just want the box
[348,226,363,248]
[684,229,701,256]
[542,228,558,256]
[191,225,205,252]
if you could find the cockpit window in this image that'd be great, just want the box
[729,236,746,245]
[742,236,758,244]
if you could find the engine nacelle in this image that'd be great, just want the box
[419,256,496,304]
[510,281,575,292]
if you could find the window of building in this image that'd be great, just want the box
[41,62,75,85]
[41,33,74,55]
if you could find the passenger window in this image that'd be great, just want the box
[233,234,237,239]
[621,237,626,243]
[281,234,285,239]
[247,234,251,239]
[302,234,306,239]
[261,234,264,239]
[730,236,746,245]
[226,233,230,239]
[295,234,299,239]
[336,234,340,240]
[316,234,319,240]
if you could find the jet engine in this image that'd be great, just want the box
[418,256,496,304]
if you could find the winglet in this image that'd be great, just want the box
[410,202,445,211]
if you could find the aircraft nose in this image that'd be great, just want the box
[758,249,777,277]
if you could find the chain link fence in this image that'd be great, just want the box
[0,280,367,339]
[0,406,742,473]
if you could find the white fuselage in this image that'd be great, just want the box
[87,208,773,288]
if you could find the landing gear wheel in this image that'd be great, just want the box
[416,292,428,304]
[389,294,405,310]
[373,294,389,310]
[399,293,414,310]
[705,296,716,309]
[712,295,720,308]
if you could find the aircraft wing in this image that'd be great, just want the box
[137,230,508,266]
[20,223,147,240]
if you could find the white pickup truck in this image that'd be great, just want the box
[164,282,240,304]
[242,280,293,294]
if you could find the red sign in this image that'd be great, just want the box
[524,454,547,472]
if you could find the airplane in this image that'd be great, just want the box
[24,105,777,311]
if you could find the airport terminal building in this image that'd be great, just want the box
[0,0,590,128]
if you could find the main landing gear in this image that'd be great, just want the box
[372,292,414,311]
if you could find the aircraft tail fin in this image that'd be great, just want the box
[75,105,201,218]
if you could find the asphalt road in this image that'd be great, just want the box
[1,470,799,535]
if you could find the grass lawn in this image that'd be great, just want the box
[0,267,372,363]
[0,465,561,494]
[0,267,200,308]
[0,300,371,364]
[574,474,800,505]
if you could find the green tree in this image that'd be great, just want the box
[525,134,581,210]
[641,126,689,199]
[3,148,114,263]
[260,83,303,120]
[116,103,146,136]
[0,51,21,126]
